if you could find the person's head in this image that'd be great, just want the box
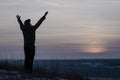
[24,19,31,26]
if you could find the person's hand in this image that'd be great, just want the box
[16,15,21,19]
[44,11,48,17]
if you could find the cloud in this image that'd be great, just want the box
[0,0,120,59]
[0,0,23,6]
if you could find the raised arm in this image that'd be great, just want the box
[34,11,48,30]
[16,15,24,30]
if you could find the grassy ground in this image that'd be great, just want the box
[0,60,89,80]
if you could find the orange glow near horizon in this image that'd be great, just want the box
[79,37,107,54]
[87,47,106,53]
[76,46,107,54]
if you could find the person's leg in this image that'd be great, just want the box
[24,45,27,69]
[24,44,35,73]
[28,44,35,72]
[24,44,30,70]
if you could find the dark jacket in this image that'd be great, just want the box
[17,16,46,44]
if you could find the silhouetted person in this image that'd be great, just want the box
[16,11,48,73]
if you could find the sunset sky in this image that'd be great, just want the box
[0,0,120,59]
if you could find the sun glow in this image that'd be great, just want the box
[79,38,107,54]
[87,47,105,53]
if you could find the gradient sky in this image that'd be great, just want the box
[0,0,120,59]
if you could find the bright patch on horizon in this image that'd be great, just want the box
[87,47,106,53]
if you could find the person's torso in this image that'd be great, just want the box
[22,26,36,44]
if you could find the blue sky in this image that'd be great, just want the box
[0,0,120,59]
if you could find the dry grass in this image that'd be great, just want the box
[0,60,89,80]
